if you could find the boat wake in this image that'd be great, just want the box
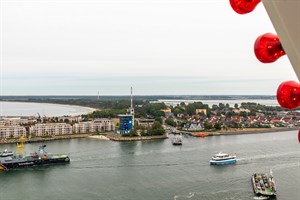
[238,151,298,162]
[173,190,248,200]
[253,196,270,200]
[174,192,195,200]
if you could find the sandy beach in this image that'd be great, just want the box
[0,101,97,117]
[88,135,110,140]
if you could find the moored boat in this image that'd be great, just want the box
[0,149,14,157]
[209,152,236,165]
[195,133,208,137]
[252,171,276,197]
[0,140,70,170]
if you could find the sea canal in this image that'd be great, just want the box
[0,130,299,200]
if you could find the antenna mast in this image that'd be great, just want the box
[130,87,133,108]
[129,87,134,127]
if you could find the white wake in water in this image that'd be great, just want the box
[253,196,269,200]
[174,192,195,200]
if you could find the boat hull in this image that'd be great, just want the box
[209,158,237,165]
[172,143,182,145]
[0,156,70,170]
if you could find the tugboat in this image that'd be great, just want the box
[172,134,183,145]
[209,152,236,165]
[252,170,277,197]
[0,138,70,170]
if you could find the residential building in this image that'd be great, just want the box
[195,109,207,115]
[30,123,72,136]
[57,115,83,123]
[73,119,114,133]
[0,117,37,126]
[0,126,26,138]
[183,122,204,131]
[135,118,155,127]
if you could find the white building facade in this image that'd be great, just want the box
[30,123,72,136]
[0,117,37,126]
[0,126,26,138]
[73,119,114,133]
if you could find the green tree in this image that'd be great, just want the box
[225,111,234,117]
[148,121,165,135]
[204,122,213,130]
[165,118,176,127]
[214,123,222,130]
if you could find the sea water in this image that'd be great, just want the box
[0,101,94,116]
[0,131,299,200]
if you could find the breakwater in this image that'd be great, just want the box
[0,133,169,144]
[106,133,168,141]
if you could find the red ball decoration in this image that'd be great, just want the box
[298,130,300,143]
[229,0,261,14]
[277,81,300,109]
[254,33,286,63]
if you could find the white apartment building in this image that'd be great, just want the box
[30,123,72,136]
[0,117,37,126]
[135,118,155,127]
[73,119,114,133]
[0,126,26,138]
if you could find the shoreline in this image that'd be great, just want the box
[0,134,92,144]
[105,133,168,141]
[0,127,298,145]
[189,127,299,137]
[0,133,169,144]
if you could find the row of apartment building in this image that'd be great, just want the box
[0,119,114,139]
[0,116,83,126]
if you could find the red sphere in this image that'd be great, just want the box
[298,130,300,143]
[254,33,286,63]
[277,81,300,109]
[230,0,261,14]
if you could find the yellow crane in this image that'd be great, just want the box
[15,137,26,155]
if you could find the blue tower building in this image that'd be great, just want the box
[118,114,133,134]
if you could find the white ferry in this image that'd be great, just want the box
[172,135,182,145]
[209,152,236,165]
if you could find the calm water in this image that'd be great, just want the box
[0,131,299,200]
[0,100,277,117]
[0,101,95,116]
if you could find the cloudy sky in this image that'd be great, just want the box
[0,0,297,95]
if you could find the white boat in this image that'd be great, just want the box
[209,152,236,165]
[172,135,182,145]
[0,149,14,157]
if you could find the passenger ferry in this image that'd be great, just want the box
[172,135,182,145]
[209,152,236,165]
